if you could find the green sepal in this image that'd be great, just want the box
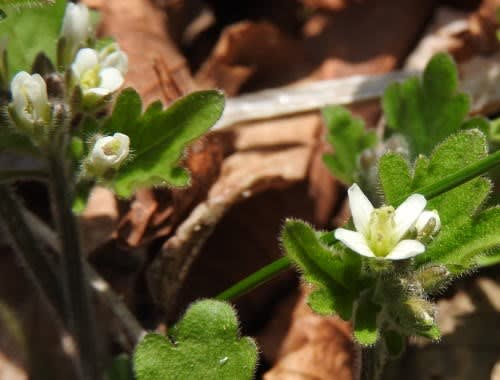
[322,105,377,184]
[133,300,258,380]
[353,292,380,346]
[307,287,353,320]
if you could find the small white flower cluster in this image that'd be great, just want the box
[335,184,440,261]
[8,2,130,176]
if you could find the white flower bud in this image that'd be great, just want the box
[88,133,130,175]
[10,71,51,131]
[415,210,441,237]
[61,3,91,50]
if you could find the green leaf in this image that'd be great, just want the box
[106,89,224,197]
[133,300,258,380]
[378,152,411,205]
[0,0,67,79]
[281,219,361,319]
[322,105,377,184]
[382,53,470,158]
[353,293,380,346]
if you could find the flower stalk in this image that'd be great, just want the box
[46,131,101,380]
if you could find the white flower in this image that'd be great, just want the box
[89,133,130,174]
[10,71,50,129]
[61,3,91,49]
[72,48,126,98]
[415,210,441,237]
[334,183,428,260]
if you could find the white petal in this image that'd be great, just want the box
[72,48,99,78]
[85,87,111,97]
[334,228,375,258]
[393,194,427,240]
[98,68,124,92]
[101,51,128,75]
[385,239,425,260]
[10,71,30,95]
[112,133,130,162]
[347,183,374,235]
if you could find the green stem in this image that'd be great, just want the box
[217,149,500,301]
[216,257,291,301]
[395,148,500,205]
[47,143,101,380]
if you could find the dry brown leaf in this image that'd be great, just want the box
[263,286,355,380]
[195,21,309,95]
[85,0,197,105]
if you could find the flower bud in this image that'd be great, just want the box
[415,210,441,241]
[9,71,51,134]
[61,3,91,55]
[414,265,450,293]
[404,297,435,329]
[86,133,130,176]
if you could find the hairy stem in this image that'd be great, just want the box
[46,141,101,380]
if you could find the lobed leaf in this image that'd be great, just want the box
[133,300,257,380]
[382,53,471,158]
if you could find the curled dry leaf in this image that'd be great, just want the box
[195,21,309,95]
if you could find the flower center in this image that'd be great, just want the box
[80,65,101,89]
[366,206,399,257]
[102,139,121,158]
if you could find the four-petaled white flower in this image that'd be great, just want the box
[72,47,127,99]
[10,71,51,130]
[61,3,91,54]
[335,183,430,260]
[88,133,130,175]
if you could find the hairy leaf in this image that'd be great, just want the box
[103,88,224,198]
[382,53,471,158]
[322,105,377,184]
[133,300,257,380]
[281,219,362,319]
